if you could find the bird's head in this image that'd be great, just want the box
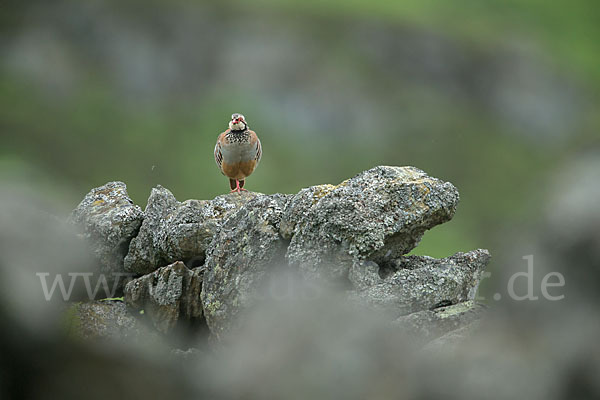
[229,113,247,131]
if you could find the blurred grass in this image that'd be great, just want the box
[253,0,600,88]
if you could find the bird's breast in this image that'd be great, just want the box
[220,141,256,163]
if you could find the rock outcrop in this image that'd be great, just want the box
[70,166,489,345]
[349,250,490,317]
[283,166,459,282]
[393,300,486,344]
[124,186,256,275]
[66,299,158,342]
[201,194,291,338]
[124,261,204,335]
[69,181,144,291]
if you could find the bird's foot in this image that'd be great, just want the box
[229,180,247,194]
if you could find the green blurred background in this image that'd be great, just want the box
[1,0,598,261]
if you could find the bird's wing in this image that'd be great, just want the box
[214,131,227,171]
[249,130,262,164]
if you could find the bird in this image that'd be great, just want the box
[214,113,262,193]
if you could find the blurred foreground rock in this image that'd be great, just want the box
[69,166,489,344]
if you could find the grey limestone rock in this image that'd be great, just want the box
[349,249,490,317]
[124,261,204,335]
[423,320,481,351]
[201,194,291,338]
[393,300,486,343]
[69,167,489,341]
[66,299,158,342]
[123,185,178,275]
[283,166,459,282]
[124,185,257,275]
[279,184,337,240]
[69,181,143,290]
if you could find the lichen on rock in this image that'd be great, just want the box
[70,166,488,344]
[124,185,256,275]
[284,166,459,282]
[66,299,158,342]
[124,261,204,335]
[348,249,490,317]
[69,181,143,291]
[393,300,486,343]
[201,194,291,337]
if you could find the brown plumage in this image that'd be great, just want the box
[214,113,262,193]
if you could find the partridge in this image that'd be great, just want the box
[214,113,262,193]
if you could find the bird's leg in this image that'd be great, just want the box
[229,179,239,193]
[229,180,243,194]
[228,179,247,194]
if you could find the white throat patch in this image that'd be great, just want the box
[229,121,246,131]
